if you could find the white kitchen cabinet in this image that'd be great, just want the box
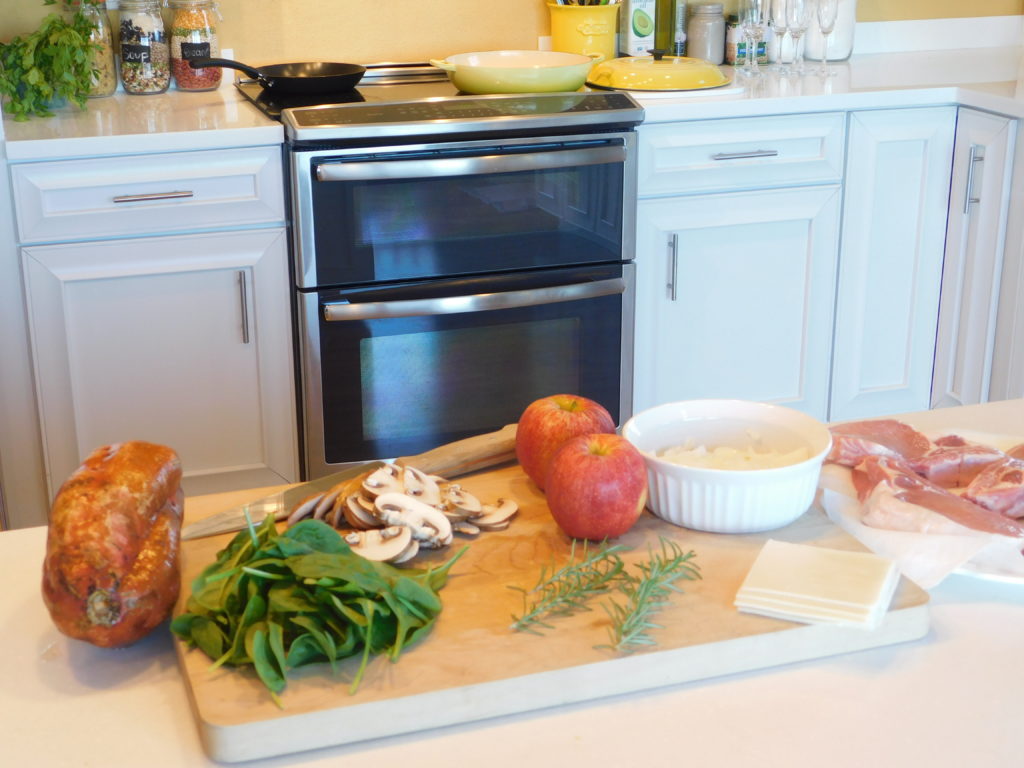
[829,106,956,421]
[634,185,842,417]
[22,229,298,498]
[932,108,1016,408]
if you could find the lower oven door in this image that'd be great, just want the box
[299,262,634,478]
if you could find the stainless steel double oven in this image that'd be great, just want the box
[281,83,643,478]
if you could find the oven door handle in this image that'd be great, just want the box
[315,145,625,182]
[322,277,625,321]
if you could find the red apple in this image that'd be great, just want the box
[515,394,616,490]
[544,432,648,540]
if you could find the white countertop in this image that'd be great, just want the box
[3,399,1023,767]
[2,84,281,161]
[5,43,1024,162]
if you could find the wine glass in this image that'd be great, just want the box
[816,0,838,77]
[770,0,790,74]
[738,0,766,76]
[787,0,812,75]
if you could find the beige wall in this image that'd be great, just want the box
[2,1,1023,63]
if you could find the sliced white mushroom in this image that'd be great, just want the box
[362,464,404,498]
[452,520,481,537]
[389,538,421,564]
[344,494,383,530]
[313,486,343,520]
[344,526,414,562]
[402,466,443,506]
[374,491,454,549]
[474,498,519,530]
[287,491,325,526]
[441,484,484,518]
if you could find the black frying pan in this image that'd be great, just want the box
[190,56,366,94]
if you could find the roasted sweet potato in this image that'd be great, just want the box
[41,441,183,647]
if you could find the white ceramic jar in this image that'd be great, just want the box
[687,3,726,65]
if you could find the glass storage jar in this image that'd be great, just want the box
[687,3,725,65]
[80,1,117,97]
[118,0,170,95]
[169,0,222,91]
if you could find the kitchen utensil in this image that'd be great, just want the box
[622,399,832,533]
[188,56,366,94]
[180,424,517,540]
[586,52,730,91]
[429,50,601,94]
[176,463,928,763]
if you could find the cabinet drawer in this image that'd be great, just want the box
[11,145,285,243]
[637,112,846,197]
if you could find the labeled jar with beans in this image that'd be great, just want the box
[118,0,170,95]
[169,0,222,91]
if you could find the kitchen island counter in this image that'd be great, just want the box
[3,400,1022,767]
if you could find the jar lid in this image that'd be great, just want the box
[694,3,724,13]
[587,55,729,92]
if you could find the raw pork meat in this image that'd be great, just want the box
[828,419,933,468]
[908,440,1007,488]
[1007,444,1024,460]
[853,455,1024,538]
[964,456,1024,519]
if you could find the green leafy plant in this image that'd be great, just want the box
[171,515,466,707]
[0,0,101,121]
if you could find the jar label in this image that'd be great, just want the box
[121,43,152,65]
[180,41,212,60]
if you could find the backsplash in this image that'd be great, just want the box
[0,0,1020,63]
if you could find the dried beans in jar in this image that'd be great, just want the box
[118,0,170,95]
[169,0,222,91]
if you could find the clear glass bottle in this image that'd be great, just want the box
[686,3,725,65]
[118,0,170,95]
[168,0,222,91]
[81,2,117,97]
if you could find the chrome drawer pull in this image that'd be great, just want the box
[667,233,679,302]
[112,190,194,203]
[710,149,780,161]
[237,271,250,344]
[963,144,984,214]
[323,278,625,322]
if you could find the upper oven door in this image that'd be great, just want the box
[290,132,637,289]
[300,262,634,477]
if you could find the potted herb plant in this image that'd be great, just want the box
[0,0,104,121]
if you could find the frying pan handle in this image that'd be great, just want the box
[429,58,455,72]
[189,56,264,82]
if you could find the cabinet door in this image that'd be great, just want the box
[932,109,1016,408]
[830,107,956,421]
[22,229,298,497]
[633,185,841,419]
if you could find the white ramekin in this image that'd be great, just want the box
[622,399,833,533]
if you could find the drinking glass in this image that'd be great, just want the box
[786,0,812,75]
[815,0,838,77]
[738,0,766,76]
[770,0,790,74]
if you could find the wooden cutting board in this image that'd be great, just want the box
[174,464,930,763]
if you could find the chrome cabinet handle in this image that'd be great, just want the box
[667,233,679,302]
[111,190,194,203]
[237,270,250,344]
[323,277,625,321]
[710,149,780,161]
[963,143,984,214]
[315,145,625,182]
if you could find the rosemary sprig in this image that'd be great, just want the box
[597,538,701,653]
[509,540,627,634]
